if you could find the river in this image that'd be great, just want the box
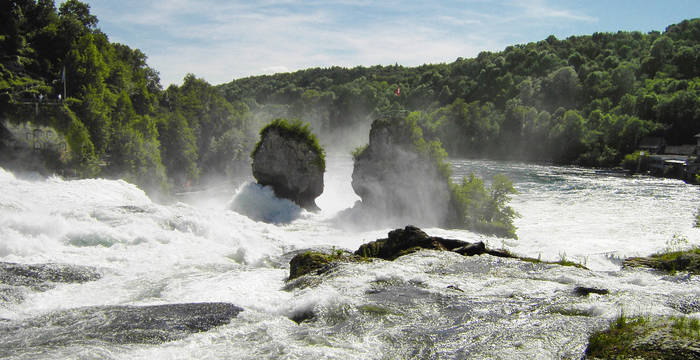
[0,155,698,359]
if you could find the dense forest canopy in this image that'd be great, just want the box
[0,0,255,193]
[221,18,700,166]
[1,0,698,193]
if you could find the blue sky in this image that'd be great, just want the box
[67,0,700,86]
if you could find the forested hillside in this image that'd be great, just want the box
[221,19,700,166]
[2,0,698,194]
[0,0,255,193]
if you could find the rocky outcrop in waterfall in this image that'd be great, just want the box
[350,115,452,227]
[286,225,587,281]
[346,114,519,238]
[252,119,325,211]
[354,225,515,260]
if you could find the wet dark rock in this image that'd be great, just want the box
[453,242,487,256]
[0,302,243,352]
[573,286,609,296]
[484,248,518,258]
[289,226,588,284]
[290,310,315,324]
[355,226,471,260]
[0,262,101,288]
[353,226,587,268]
[353,225,520,261]
[446,285,464,292]
[0,262,101,304]
[251,120,325,211]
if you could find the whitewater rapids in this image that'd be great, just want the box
[0,155,698,359]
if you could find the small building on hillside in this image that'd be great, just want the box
[1,120,68,155]
[636,134,700,182]
[665,145,696,156]
[638,137,665,154]
[647,154,689,178]
[0,120,70,173]
[687,133,700,181]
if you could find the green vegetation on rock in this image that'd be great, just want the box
[623,247,700,274]
[252,118,325,172]
[586,313,700,359]
[490,248,589,269]
[250,117,326,210]
[288,249,363,280]
[515,254,589,270]
[353,226,588,269]
[357,304,396,316]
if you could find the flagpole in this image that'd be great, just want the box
[62,66,66,101]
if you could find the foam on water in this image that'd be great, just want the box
[1,156,699,359]
[230,182,305,224]
[451,159,700,270]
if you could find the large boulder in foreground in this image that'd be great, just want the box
[252,119,325,210]
[351,115,451,227]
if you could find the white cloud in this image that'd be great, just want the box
[512,0,597,22]
[262,66,291,74]
[85,0,599,86]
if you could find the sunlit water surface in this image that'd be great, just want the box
[0,156,698,359]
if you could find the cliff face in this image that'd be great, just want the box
[351,117,451,227]
[252,126,324,211]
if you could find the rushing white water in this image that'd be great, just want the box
[0,156,698,359]
[451,160,700,271]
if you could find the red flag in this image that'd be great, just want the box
[394,86,400,96]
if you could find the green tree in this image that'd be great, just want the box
[157,111,198,186]
[450,173,518,238]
